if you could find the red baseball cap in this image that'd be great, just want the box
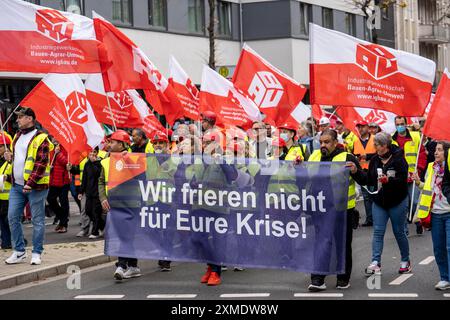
[356,121,369,126]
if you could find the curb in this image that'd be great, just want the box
[0,254,116,290]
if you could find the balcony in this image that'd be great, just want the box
[419,24,450,44]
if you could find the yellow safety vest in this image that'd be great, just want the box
[417,162,435,218]
[11,133,54,185]
[343,131,358,154]
[0,161,12,200]
[309,149,356,209]
[78,149,107,185]
[100,157,110,196]
[392,131,421,173]
[285,145,305,161]
[145,141,155,154]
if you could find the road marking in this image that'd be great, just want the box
[74,295,124,299]
[147,294,197,299]
[369,293,418,298]
[444,294,450,298]
[419,256,435,265]
[389,274,414,285]
[294,293,343,298]
[220,293,270,298]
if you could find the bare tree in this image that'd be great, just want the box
[207,0,216,70]
[348,0,407,43]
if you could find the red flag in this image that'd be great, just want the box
[0,0,103,74]
[311,104,324,121]
[85,74,147,128]
[423,69,450,140]
[310,23,435,116]
[336,107,398,135]
[200,66,262,130]
[20,74,104,164]
[168,55,200,121]
[93,13,167,91]
[232,44,307,126]
[143,89,165,115]
[93,14,185,126]
[142,113,166,138]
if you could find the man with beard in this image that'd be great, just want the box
[307,129,365,291]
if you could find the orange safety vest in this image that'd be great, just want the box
[74,174,81,186]
[353,134,376,170]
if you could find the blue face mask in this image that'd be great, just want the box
[280,133,290,142]
[396,125,406,134]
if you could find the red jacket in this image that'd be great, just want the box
[50,146,70,187]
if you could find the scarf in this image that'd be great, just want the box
[20,125,36,135]
[433,161,445,201]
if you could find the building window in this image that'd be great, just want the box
[345,12,355,36]
[382,7,389,20]
[217,0,231,37]
[24,0,40,4]
[322,7,333,29]
[112,0,131,24]
[65,0,83,15]
[188,0,204,33]
[299,2,311,36]
[149,0,166,28]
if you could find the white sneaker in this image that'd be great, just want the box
[123,267,141,279]
[30,253,41,265]
[88,234,100,239]
[5,251,27,264]
[76,231,88,237]
[435,280,450,291]
[114,266,126,281]
[365,261,381,276]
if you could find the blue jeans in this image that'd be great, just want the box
[8,184,49,254]
[372,197,410,263]
[361,185,373,224]
[431,212,450,281]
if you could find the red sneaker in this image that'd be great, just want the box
[207,272,221,286]
[200,266,212,283]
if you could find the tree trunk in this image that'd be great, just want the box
[208,0,216,69]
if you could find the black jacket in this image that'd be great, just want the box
[442,149,450,203]
[359,145,409,208]
[80,159,102,199]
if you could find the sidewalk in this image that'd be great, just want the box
[0,200,114,290]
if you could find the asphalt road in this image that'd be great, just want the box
[1,201,448,300]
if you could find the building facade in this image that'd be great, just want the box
[0,0,392,124]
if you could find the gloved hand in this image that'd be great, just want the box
[379,174,389,184]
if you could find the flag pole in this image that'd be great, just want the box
[0,112,7,151]
[0,104,20,133]
[408,132,424,222]
[106,95,118,131]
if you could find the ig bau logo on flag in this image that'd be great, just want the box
[65,91,88,127]
[248,71,284,109]
[111,92,133,110]
[36,9,74,43]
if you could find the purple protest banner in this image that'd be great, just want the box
[104,153,350,274]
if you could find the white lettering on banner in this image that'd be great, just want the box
[139,180,176,203]
[248,71,284,108]
[236,213,302,239]
[346,76,406,105]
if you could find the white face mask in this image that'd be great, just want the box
[154,149,163,154]
[280,133,290,142]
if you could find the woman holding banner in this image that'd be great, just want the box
[347,132,411,276]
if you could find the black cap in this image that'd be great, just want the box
[15,107,36,120]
